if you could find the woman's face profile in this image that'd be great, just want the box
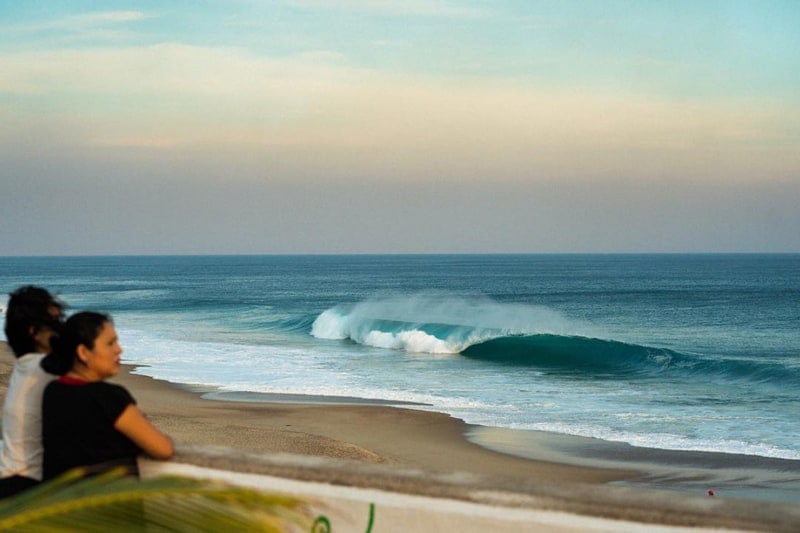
[79,322,123,381]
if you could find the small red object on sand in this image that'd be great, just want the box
[707,489,715,496]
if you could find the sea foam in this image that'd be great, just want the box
[310,294,587,354]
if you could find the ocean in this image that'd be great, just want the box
[1,254,798,500]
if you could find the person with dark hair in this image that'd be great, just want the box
[0,286,65,498]
[41,311,173,480]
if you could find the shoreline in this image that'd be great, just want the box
[115,364,627,485]
[468,426,800,505]
[113,363,800,530]
[158,375,800,503]
[128,366,800,505]
[2,345,799,530]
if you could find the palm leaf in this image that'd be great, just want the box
[0,467,313,532]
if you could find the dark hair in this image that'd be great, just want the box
[41,312,112,376]
[4,286,65,357]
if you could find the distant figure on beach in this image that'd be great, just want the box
[0,286,65,498]
[40,311,173,480]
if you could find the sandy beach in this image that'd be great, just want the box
[1,341,798,531]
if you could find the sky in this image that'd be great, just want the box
[1,0,799,255]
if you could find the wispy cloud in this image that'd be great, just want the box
[12,10,153,33]
[284,0,488,18]
[2,10,149,46]
[68,11,151,24]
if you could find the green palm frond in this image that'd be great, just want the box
[0,467,313,532]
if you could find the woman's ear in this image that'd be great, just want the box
[76,344,91,365]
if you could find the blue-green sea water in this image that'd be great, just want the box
[1,255,798,469]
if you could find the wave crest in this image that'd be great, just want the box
[310,295,796,385]
[310,294,588,353]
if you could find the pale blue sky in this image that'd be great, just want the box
[1,1,798,254]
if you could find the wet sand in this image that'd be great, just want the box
[1,342,798,531]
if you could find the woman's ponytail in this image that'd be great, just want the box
[41,332,74,375]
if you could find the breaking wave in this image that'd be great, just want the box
[311,295,796,383]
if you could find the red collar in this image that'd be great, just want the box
[58,375,89,386]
